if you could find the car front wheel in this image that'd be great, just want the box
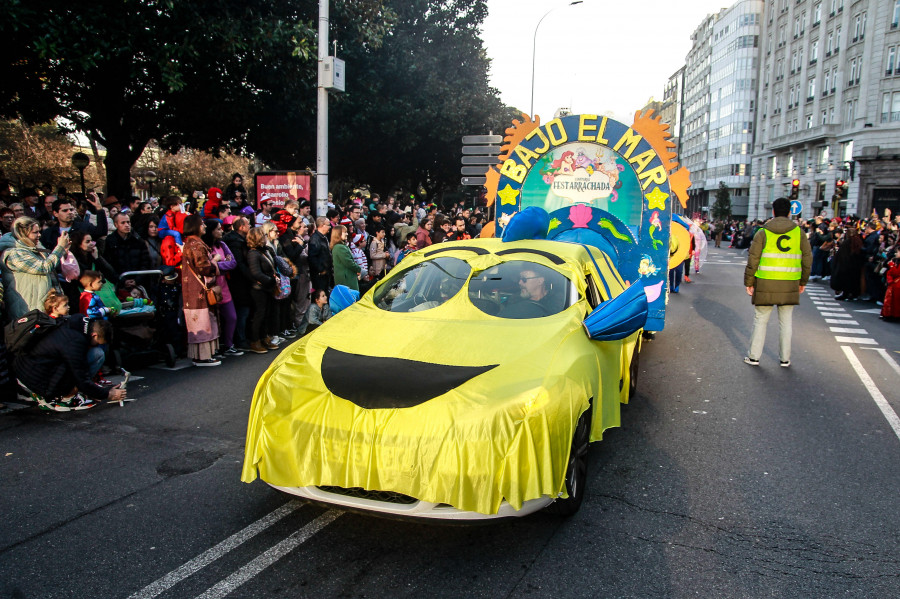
[544,401,592,516]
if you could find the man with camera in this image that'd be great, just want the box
[40,192,109,249]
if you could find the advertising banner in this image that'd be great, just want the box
[254,171,311,209]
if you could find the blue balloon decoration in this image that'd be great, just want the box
[502,207,551,242]
[583,281,649,341]
[330,285,360,315]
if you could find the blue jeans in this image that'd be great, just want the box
[668,263,683,291]
[233,304,251,347]
[811,247,827,277]
[88,345,106,377]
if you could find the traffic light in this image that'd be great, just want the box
[835,179,848,199]
[790,179,800,200]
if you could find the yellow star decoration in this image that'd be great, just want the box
[646,186,669,210]
[498,184,520,206]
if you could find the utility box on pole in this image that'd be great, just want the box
[322,56,345,92]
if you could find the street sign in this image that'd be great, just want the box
[790,199,802,216]
[462,135,502,145]
[461,166,492,176]
[462,145,501,155]
[461,134,501,185]
[461,155,501,165]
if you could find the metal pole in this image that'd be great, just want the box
[79,168,86,197]
[530,2,582,118]
[316,0,329,218]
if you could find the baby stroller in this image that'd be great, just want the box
[108,270,178,369]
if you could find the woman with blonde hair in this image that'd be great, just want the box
[246,225,279,353]
[1,216,70,320]
[330,224,361,292]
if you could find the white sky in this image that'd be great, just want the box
[482,0,732,124]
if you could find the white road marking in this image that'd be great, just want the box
[194,511,342,599]
[834,336,878,344]
[853,308,884,314]
[841,346,900,444]
[128,501,303,599]
[829,327,869,334]
[861,347,900,378]
[825,319,859,325]
[816,305,845,311]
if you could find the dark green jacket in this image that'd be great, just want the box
[744,216,812,306]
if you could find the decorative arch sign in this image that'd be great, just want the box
[483,112,691,331]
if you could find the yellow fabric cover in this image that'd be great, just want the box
[242,240,636,515]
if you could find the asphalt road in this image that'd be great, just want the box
[1,246,898,599]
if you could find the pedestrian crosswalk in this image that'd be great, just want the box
[806,286,877,345]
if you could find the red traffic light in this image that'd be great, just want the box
[791,179,800,186]
[836,179,846,187]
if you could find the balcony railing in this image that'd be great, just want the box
[881,111,900,123]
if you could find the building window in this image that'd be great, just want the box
[893,1,900,29]
[856,56,863,84]
[811,39,819,63]
[853,14,861,42]
[841,140,853,163]
[827,32,833,55]
[791,51,798,73]
[882,92,900,122]
[835,27,841,52]
[846,99,856,122]
[821,109,828,125]
[824,69,831,94]
[888,46,897,75]
[808,77,816,100]
[814,2,821,24]
[831,67,837,91]
[849,58,857,85]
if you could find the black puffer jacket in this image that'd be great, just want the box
[247,246,276,290]
[103,232,151,276]
[14,316,110,400]
[223,230,252,305]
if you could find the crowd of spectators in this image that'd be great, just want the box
[0,177,487,411]
[709,212,900,319]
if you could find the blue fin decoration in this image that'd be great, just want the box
[582,281,648,341]
[502,207,551,242]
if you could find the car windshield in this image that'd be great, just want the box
[374,256,472,312]
[468,260,573,319]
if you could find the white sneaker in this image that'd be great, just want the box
[270,336,284,345]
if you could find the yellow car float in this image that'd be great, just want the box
[242,112,690,519]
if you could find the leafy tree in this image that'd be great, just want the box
[0,119,104,192]
[141,145,256,197]
[712,181,732,221]
[324,0,515,198]
[1,0,391,199]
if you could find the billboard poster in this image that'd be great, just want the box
[254,171,311,209]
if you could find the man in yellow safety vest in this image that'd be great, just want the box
[743,197,812,367]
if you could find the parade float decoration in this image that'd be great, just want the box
[482,111,690,331]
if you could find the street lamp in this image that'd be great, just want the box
[530,1,583,117]
[143,170,157,197]
[71,152,90,196]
